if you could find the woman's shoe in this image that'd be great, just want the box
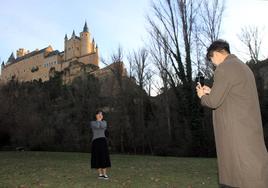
[103,174,109,180]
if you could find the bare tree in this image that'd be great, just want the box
[238,25,265,63]
[147,0,226,154]
[101,45,125,89]
[148,0,197,86]
[101,46,128,153]
[127,47,151,152]
[198,0,225,44]
[144,70,154,96]
[195,0,225,77]
[147,0,202,140]
[128,48,150,89]
[149,33,173,139]
[148,0,225,98]
[111,45,124,63]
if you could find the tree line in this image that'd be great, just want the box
[0,0,267,157]
[0,59,267,157]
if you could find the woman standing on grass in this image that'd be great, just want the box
[90,110,111,180]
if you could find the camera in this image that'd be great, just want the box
[196,73,204,86]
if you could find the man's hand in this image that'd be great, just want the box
[196,82,207,99]
[203,85,211,94]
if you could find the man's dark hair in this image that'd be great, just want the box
[206,39,230,61]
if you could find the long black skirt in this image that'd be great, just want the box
[91,137,111,169]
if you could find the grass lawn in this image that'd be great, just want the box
[0,151,219,188]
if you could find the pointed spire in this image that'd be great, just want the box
[83,21,89,32]
[65,34,68,40]
[7,52,15,63]
[92,38,95,44]
[95,44,99,53]
[72,30,76,38]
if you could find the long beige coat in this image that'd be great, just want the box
[201,54,268,188]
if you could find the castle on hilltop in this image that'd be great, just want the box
[0,22,100,83]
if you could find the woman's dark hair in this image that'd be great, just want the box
[206,39,230,61]
[93,109,104,120]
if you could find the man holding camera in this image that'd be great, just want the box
[196,40,268,188]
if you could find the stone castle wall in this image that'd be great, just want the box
[0,23,99,83]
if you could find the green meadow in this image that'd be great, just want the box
[0,151,218,188]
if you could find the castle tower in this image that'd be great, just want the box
[80,21,91,56]
[64,30,80,60]
[71,30,76,59]
[1,61,5,70]
[92,38,95,52]
[16,48,28,58]
[64,34,68,61]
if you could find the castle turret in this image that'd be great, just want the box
[83,21,89,32]
[80,21,91,56]
[96,44,99,53]
[1,61,5,70]
[92,38,95,52]
[16,48,28,58]
[72,30,76,38]
[64,34,68,61]
[7,52,15,64]
[64,29,80,60]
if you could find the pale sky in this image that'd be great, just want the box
[222,0,268,61]
[0,0,267,69]
[0,0,151,66]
